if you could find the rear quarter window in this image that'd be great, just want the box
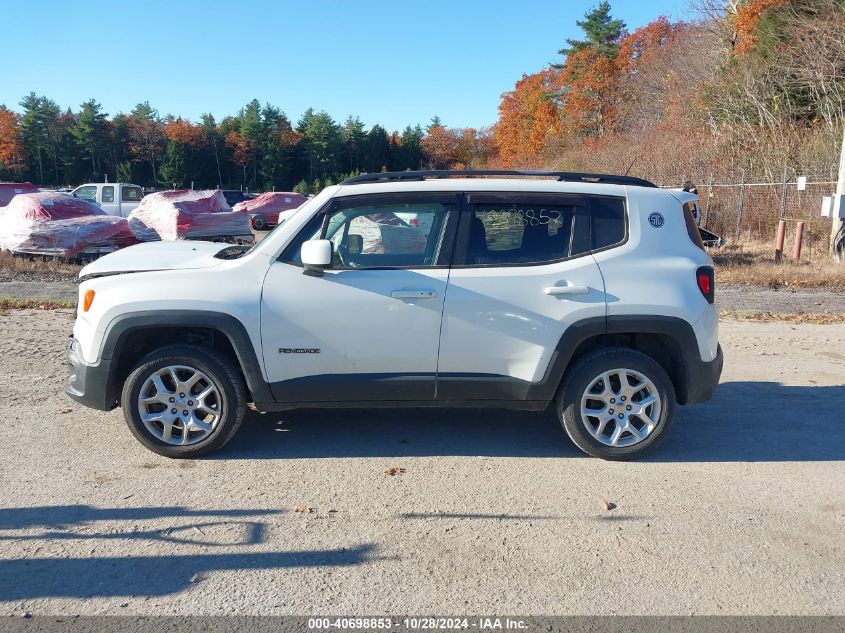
[590,197,626,250]
[683,202,705,250]
[122,186,143,202]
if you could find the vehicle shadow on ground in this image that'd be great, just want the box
[0,504,375,600]
[220,382,845,462]
[0,548,375,600]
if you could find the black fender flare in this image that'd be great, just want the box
[100,310,273,404]
[537,314,709,404]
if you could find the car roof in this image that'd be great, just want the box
[334,178,635,198]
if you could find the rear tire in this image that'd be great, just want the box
[121,344,246,458]
[556,347,676,460]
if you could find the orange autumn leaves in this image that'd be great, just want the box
[0,107,24,173]
[733,0,790,54]
[496,70,562,168]
[164,118,206,148]
[494,17,681,168]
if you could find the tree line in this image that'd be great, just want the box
[1,0,843,196]
[0,98,494,194]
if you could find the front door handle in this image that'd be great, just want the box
[544,285,590,296]
[391,289,438,300]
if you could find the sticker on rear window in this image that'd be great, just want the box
[648,212,664,228]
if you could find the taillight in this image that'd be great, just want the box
[696,266,714,304]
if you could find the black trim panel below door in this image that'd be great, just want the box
[270,373,436,402]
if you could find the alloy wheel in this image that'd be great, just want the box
[136,365,222,445]
[579,368,662,447]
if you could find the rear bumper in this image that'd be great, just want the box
[65,337,117,411]
[682,344,723,404]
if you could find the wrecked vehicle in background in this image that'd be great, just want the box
[0,182,39,206]
[0,192,137,259]
[128,189,254,244]
[232,191,307,230]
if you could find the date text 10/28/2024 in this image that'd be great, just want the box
[307,617,528,630]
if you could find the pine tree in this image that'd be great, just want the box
[342,116,366,172]
[71,99,107,181]
[18,93,50,184]
[158,139,187,188]
[555,1,626,62]
[298,109,340,181]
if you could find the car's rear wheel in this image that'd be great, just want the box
[557,348,676,460]
[121,345,246,458]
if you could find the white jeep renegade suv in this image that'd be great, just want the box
[66,170,723,460]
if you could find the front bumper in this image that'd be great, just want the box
[682,344,724,405]
[65,337,118,411]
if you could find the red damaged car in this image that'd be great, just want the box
[0,192,137,260]
[232,191,307,230]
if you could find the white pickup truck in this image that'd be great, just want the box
[72,183,145,217]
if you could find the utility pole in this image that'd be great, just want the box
[831,124,845,262]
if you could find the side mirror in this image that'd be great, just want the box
[301,239,333,277]
[348,233,363,255]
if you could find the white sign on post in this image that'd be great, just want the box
[797,176,807,191]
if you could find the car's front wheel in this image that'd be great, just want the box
[557,348,676,460]
[121,345,246,458]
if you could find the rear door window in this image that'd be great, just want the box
[460,193,588,266]
[101,186,114,203]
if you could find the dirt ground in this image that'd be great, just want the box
[0,311,842,616]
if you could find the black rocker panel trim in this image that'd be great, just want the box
[255,398,549,413]
[269,373,435,402]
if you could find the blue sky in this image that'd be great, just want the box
[2,0,693,131]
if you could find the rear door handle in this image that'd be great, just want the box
[391,289,438,300]
[544,285,590,296]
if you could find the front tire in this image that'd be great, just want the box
[557,348,676,460]
[121,345,246,458]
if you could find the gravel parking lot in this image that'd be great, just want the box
[0,311,843,616]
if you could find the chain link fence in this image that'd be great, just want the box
[682,174,836,246]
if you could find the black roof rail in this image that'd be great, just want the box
[340,170,657,188]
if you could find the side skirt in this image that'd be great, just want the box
[252,399,550,413]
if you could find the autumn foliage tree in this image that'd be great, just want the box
[0,106,25,177]
[421,121,458,169]
[732,0,790,54]
[495,70,562,167]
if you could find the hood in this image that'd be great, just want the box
[79,240,228,280]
